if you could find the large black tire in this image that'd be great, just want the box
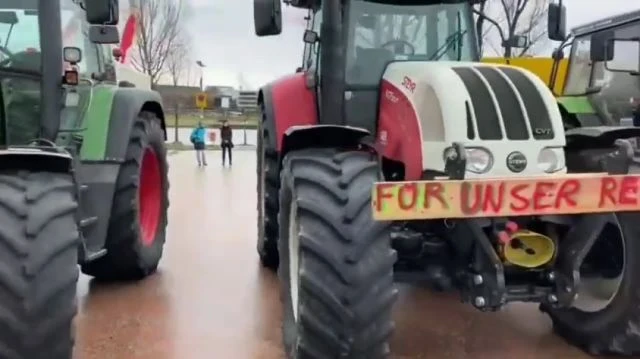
[278,148,397,358]
[0,171,79,358]
[547,213,640,355]
[81,112,169,280]
[256,105,279,269]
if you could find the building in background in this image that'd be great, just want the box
[206,86,238,100]
[237,91,259,112]
[156,84,253,112]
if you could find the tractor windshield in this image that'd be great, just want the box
[346,0,478,86]
[0,0,85,144]
[563,35,592,96]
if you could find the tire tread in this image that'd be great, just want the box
[0,171,79,359]
[280,148,396,359]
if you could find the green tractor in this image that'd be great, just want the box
[0,0,170,357]
[549,2,640,130]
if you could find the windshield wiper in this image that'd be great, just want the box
[428,30,467,61]
[428,10,465,61]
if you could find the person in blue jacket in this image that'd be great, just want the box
[190,122,207,166]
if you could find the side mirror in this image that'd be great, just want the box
[86,0,119,25]
[605,38,640,75]
[254,0,281,36]
[503,35,529,49]
[590,31,615,62]
[0,11,18,25]
[547,2,566,41]
[63,47,82,64]
[88,25,120,44]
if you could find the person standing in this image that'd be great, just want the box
[220,120,234,166]
[190,122,207,166]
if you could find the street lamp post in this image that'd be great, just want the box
[196,60,205,119]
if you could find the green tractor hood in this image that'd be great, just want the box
[557,96,596,114]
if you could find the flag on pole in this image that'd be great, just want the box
[120,0,141,64]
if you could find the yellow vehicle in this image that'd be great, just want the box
[481,56,568,95]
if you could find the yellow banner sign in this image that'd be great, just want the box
[372,174,640,221]
[195,92,207,109]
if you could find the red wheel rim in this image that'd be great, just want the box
[139,147,162,246]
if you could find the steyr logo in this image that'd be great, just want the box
[402,76,416,93]
[506,151,527,172]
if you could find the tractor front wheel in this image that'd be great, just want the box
[81,112,169,280]
[547,213,640,355]
[279,148,397,359]
[0,171,79,358]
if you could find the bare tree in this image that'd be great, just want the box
[475,0,489,54]
[166,39,190,86]
[130,0,185,85]
[165,35,191,142]
[475,0,549,57]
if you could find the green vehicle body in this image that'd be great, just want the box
[63,84,166,161]
[76,85,116,160]
[557,96,594,114]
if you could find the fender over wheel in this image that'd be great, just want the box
[0,171,79,359]
[81,111,169,280]
[279,148,397,358]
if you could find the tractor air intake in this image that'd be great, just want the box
[452,66,555,141]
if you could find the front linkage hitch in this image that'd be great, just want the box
[442,142,508,311]
[444,140,635,311]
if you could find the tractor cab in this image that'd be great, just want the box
[549,4,640,127]
[256,0,480,133]
[255,0,565,180]
[342,1,479,131]
[0,0,118,148]
[572,15,640,125]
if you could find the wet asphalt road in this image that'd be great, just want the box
[72,150,606,359]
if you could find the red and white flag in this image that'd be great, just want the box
[120,0,140,64]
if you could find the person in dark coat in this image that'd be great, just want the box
[220,120,234,166]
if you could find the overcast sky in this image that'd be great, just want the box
[174,0,640,89]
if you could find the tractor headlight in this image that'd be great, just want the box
[537,148,561,173]
[442,147,493,174]
[465,147,493,173]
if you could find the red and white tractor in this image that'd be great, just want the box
[255,0,640,357]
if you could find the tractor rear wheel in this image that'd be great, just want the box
[81,112,169,280]
[256,107,279,269]
[279,148,397,359]
[0,171,79,359]
[546,213,640,355]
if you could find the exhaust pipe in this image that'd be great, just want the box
[319,0,345,126]
[38,0,63,141]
